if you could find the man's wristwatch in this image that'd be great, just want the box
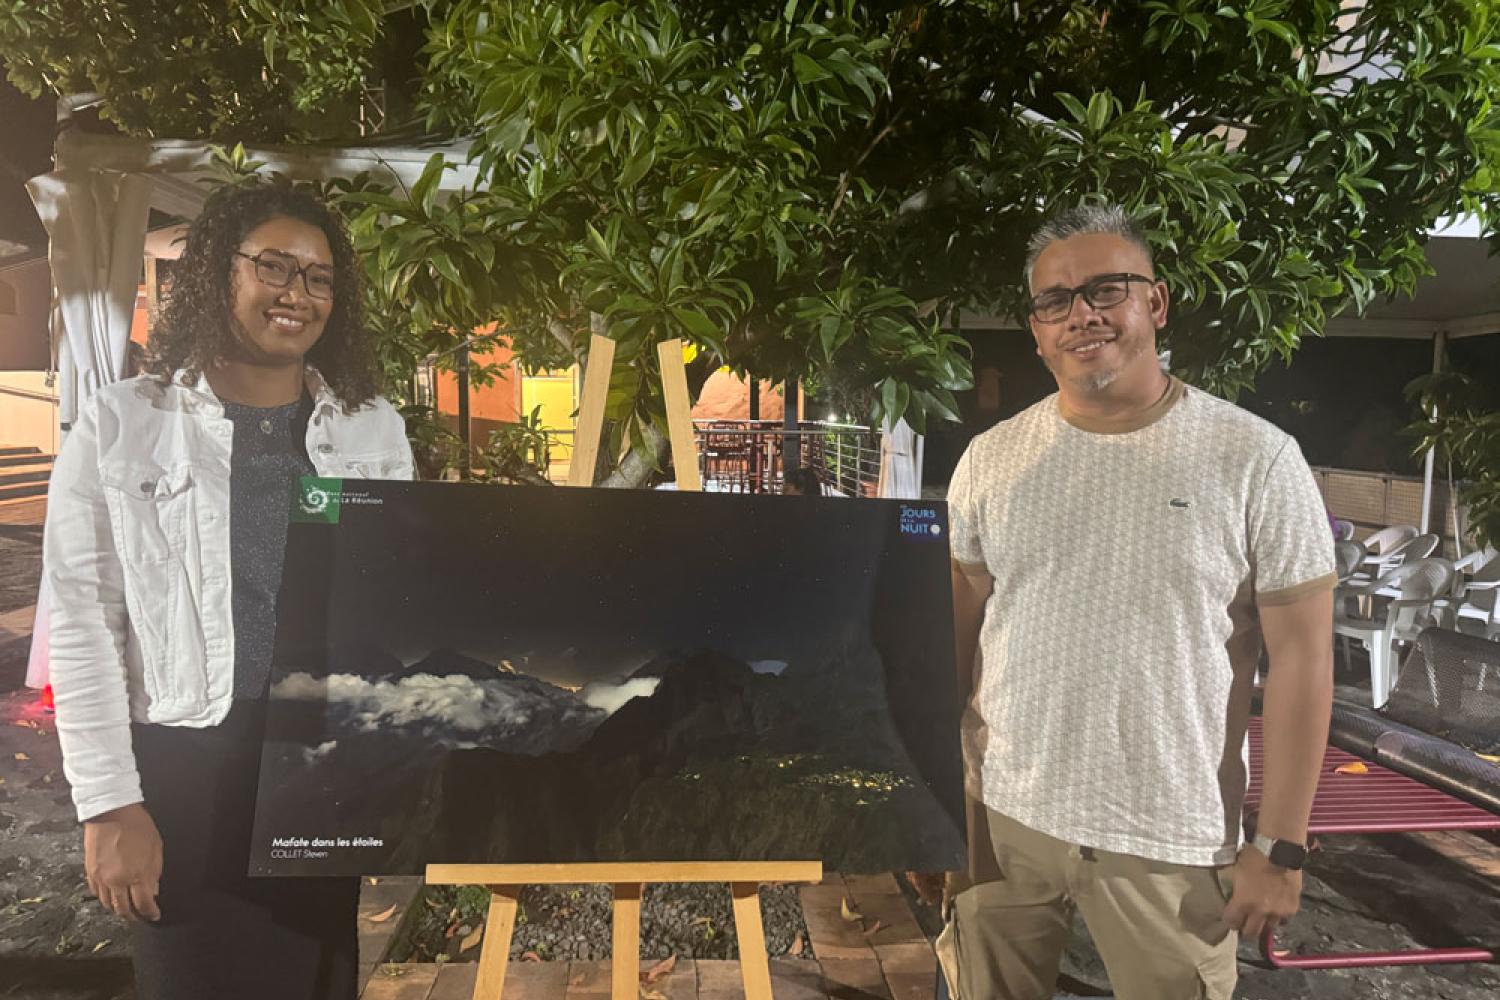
[1251,833,1308,871]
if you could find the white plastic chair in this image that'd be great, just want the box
[1334,558,1456,708]
[1453,547,1500,638]
[1334,540,1367,584]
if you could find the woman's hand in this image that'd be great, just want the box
[83,803,163,921]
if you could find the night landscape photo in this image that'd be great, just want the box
[248,480,967,877]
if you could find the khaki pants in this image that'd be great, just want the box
[949,809,1238,1000]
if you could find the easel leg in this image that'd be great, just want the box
[612,882,644,999]
[472,886,521,1000]
[730,882,774,1000]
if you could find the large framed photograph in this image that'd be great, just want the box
[249,479,966,876]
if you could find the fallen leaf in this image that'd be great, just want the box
[1476,752,1500,763]
[365,903,398,923]
[459,926,484,953]
[19,897,45,905]
[1334,762,1369,775]
[690,916,712,926]
[788,931,805,956]
[367,877,380,886]
[642,955,677,984]
[13,720,35,729]
[92,940,110,953]
[444,921,460,939]
[639,989,667,1000]
[521,951,542,963]
[14,753,30,761]
[840,897,863,924]
[863,919,883,937]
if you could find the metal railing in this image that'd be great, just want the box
[693,420,881,496]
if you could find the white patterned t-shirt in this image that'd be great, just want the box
[947,378,1335,866]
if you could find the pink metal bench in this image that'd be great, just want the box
[1245,715,1500,968]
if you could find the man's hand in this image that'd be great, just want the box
[1221,845,1301,939]
[904,871,948,907]
[83,802,163,922]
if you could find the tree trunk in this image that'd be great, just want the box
[599,424,669,489]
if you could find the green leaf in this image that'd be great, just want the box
[410,153,447,213]
[580,2,621,60]
[792,53,832,84]
[671,307,722,343]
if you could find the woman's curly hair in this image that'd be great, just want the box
[146,184,380,408]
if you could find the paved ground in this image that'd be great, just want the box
[3,495,1500,998]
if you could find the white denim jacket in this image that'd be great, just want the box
[44,368,414,821]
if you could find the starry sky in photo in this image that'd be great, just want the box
[273,483,950,689]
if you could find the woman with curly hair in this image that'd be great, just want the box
[43,183,413,999]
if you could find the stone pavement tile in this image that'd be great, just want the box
[770,958,826,1000]
[361,963,439,999]
[565,960,613,997]
[1411,831,1500,879]
[359,875,426,964]
[799,884,850,910]
[838,874,899,900]
[819,958,890,1000]
[883,972,935,1000]
[639,957,698,1000]
[872,942,935,978]
[697,958,748,999]
[848,895,924,947]
[800,888,875,962]
[426,962,478,1000]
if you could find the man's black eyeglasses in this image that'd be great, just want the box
[1029,272,1153,323]
[235,250,336,301]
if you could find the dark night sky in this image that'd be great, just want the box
[277,484,949,689]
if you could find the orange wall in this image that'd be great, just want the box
[434,342,521,426]
[692,369,795,421]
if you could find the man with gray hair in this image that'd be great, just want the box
[933,203,1335,998]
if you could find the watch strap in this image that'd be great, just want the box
[1252,833,1307,870]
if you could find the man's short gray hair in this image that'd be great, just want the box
[1024,204,1154,289]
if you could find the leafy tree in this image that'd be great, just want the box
[6,1,1499,480]
[1407,367,1500,550]
[0,1,391,140]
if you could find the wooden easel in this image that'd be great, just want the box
[425,335,823,999]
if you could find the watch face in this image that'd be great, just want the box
[1268,840,1307,870]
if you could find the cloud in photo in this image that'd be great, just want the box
[271,671,598,736]
[578,677,662,716]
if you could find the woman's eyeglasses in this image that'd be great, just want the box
[1029,272,1152,323]
[235,249,336,301]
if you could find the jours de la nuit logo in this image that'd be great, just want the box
[899,505,944,540]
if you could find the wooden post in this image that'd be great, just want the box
[425,862,823,1000]
[473,885,521,1000]
[656,339,701,492]
[611,882,643,997]
[731,882,774,999]
[567,334,616,487]
[457,344,472,480]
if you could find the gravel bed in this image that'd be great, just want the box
[394,881,812,963]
